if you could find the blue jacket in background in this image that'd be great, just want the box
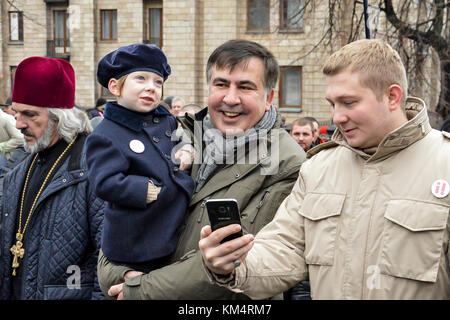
[85,102,194,264]
[0,134,105,300]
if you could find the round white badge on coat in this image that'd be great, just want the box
[431,179,449,198]
[129,140,145,153]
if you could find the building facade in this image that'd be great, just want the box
[0,0,440,125]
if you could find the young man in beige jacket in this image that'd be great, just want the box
[200,39,450,299]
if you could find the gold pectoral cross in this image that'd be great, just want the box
[10,233,25,276]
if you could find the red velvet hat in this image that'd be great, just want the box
[12,57,75,109]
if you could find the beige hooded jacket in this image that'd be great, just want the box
[215,97,449,299]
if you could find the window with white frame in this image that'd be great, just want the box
[279,66,302,109]
[9,11,23,42]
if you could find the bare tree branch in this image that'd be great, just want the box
[5,0,46,29]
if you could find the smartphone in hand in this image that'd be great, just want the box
[205,199,243,243]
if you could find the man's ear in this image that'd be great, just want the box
[265,89,275,111]
[108,78,120,97]
[387,84,403,112]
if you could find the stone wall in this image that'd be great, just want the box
[0,0,46,102]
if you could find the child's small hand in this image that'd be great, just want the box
[175,144,194,171]
[147,180,161,204]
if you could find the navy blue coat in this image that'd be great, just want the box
[85,102,194,263]
[0,134,105,300]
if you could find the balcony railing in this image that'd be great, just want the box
[143,39,162,48]
[47,40,70,61]
[44,0,69,3]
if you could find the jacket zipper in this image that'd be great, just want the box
[198,198,210,223]
[251,190,270,224]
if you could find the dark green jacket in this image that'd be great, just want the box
[97,108,306,299]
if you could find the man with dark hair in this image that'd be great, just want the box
[86,98,106,119]
[304,116,319,146]
[95,97,107,110]
[97,39,305,300]
[162,96,174,110]
[200,39,449,300]
[290,118,315,151]
[0,57,105,300]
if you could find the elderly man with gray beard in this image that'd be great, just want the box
[0,56,105,300]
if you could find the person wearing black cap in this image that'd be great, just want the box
[85,43,195,277]
[0,104,22,163]
[161,96,174,111]
[86,97,107,119]
[0,96,15,116]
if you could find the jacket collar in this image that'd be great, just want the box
[177,106,208,135]
[330,96,431,161]
[104,101,172,132]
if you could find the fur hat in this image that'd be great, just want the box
[12,57,75,109]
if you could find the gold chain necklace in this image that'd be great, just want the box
[10,135,77,276]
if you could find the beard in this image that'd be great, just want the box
[22,119,57,154]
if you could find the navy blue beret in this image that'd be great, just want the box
[97,43,171,88]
